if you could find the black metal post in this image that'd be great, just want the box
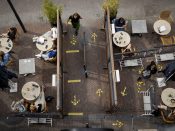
[7,0,27,33]
[83,32,88,78]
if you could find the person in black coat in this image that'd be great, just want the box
[146,61,157,75]
[0,66,17,89]
[1,27,17,41]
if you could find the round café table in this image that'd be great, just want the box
[161,88,175,107]
[36,37,53,51]
[113,31,131,47]
[153,20,171,35]
[21,81,41,101]
[0,37,13,53]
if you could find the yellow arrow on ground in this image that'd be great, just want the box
[91,32,97,42]
[121,87,127,96]
[71,95,80,106]
[96,89,103,96]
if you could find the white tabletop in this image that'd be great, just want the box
[160,53,175,61]
[21,81,41,101]
[36,37,53,51]
[124,59,139,66]
[0,38,13,53]
[19,58,35,75]
[153,20,171,35]
[161,88,175,107]
[113,31,131,47]
[131,20,148,33]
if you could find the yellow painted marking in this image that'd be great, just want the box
[66,50,79,53]
[70,35,77,45]
[68,112,83,116]
[112,120,124,128]
[68,80,81,83]
[136,81,145,87]
[71,95,80,106]
[96,89,103,96]
[91,32,97,42]
[138,67,144,74]
[137,87,142,93]
[121,87,127,96]
[157,64,163,71]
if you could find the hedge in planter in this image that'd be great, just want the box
[102,0,119,19]
[42,0,62,26]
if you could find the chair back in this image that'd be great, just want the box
[159,10,174,24]
[160,36,173,45]
[160,10,171,19]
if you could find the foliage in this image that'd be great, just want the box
[102,0,119,18]
[42,0,62,25]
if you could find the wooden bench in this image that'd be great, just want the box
[28,118,52,127]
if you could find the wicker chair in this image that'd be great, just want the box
[159,10,174,24]
[160,36,173,45]
[173,36,175,44]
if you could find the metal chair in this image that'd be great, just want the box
[140,91,153,116]
[160,36,173,45]
[159,10,174,24]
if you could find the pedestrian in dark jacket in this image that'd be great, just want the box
[67,13,82,36]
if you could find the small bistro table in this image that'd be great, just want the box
[21,81,41,101]
[0,37,13,53]
[153,20,171,35]
[131,20,148,36]
[36,37,53,51]
[113,31,131,47]
[19,58,35,75]
[161,88,175,107]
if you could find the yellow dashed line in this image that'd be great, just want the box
[68,80,81,83]
[66,50,79,53]
[68,112,83,116]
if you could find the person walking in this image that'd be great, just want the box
[67,13,82,36]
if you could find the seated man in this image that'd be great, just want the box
[112,17,127,32]
[35,47,57,61]
[1,27,17,41]
[0,52,11,67]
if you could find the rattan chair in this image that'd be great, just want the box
[160,36,173,45]
[173,36,175,44]
[159,10,174,24]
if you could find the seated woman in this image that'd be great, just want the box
[146,61,157,75]
[112,17,127,32]
[0,52,11,67]
[35,47,57,61]
[1,27,17,41]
